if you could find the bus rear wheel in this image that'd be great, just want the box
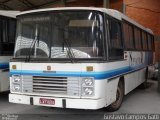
[107,81,124,112]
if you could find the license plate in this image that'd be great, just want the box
[39,98,55,105]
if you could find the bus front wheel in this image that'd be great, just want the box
[106,81,124,112]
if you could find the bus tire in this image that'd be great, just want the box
[106,80,124,112]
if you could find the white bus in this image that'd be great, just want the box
[9,7,155,111]
[0,10,19,92]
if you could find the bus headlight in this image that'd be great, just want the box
[82,78,94,86]
[11,75,22,92]
[81,78,94,96]
[12,75,21,83]
[12,84,21,92]
[82,87,94,96]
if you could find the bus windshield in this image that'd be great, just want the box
[14,11,104,60]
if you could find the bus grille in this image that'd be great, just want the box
[33,76,68,94]
[32,76,80,96]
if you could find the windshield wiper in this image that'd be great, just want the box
[25,38,38,62]
[63,38,75,63]
[25,25,39,62]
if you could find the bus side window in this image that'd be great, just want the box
[123,22,130,49]
[0,18,16,56]
[8,19,16,43]
[108,18,123,60]
[123,21,134,50]
[147,34,152,50]
[142,31,148,50]
[134,27,142,50]
[128,25,135,49]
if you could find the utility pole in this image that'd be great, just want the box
[122,3,126,14]
[103,0,109,8]
[61,0,66,7]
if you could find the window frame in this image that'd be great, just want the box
[0,15,16,56]
[122,20,135,50]
[14,10,107,62]
[141,30,148,51]
[147,33,155,51]
[133,26,143,51]
[122,19,155,52]
[107,16,124,61]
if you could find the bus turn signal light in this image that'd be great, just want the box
[47,66,51,71]
[86,66,93,72]
[12,65,17,70]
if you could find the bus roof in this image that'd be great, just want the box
[0,10,20,18]
[17,7,153,34]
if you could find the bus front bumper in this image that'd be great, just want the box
[9,93,106,110]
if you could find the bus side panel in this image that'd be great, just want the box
[105,78,119,106]
[0,56,11,92]
[124,51,146,95]
[94,79,108,100]
[0,71,9,92]
[138,68,146,85]
[124,68,146,95]
[124,72,137,95]
[92,79,119,108]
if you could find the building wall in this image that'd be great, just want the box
[47,0,123,10]
[46,0,103,8]
[124,0,160,62]
[110,0,123,12]
[66,0,103,7]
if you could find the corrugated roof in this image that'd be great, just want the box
[0,0,63,11]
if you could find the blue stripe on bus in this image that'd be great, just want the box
[10,65,145,80]
[0,63,9,69]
